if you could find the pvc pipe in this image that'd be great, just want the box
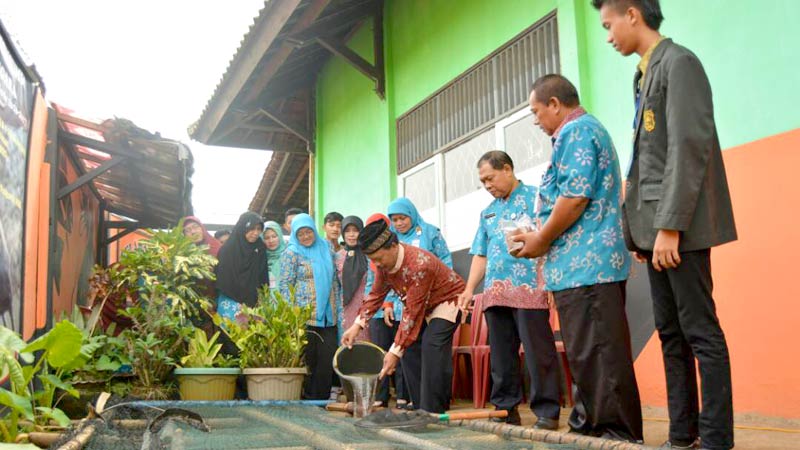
[130,399,331,408]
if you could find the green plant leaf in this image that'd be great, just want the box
[95,354,122,372]
[41,321,85,368]
[0,387,34,420]
[38,373,79,398]
[35,406,71,427]
[0,326,33,364]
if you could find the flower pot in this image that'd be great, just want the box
[174,367,241,401]
[243,367,306,400]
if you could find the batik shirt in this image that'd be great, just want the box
[538,110,631,291]
[279,249,344,329]
[357,244,465,356]
[470,182,548,310]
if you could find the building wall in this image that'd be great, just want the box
[314,18,392,221]
[313,0,800,418]
[51,146,99,318]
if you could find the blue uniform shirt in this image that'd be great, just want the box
[537,112,631,291]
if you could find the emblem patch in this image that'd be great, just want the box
[643,109,655,132]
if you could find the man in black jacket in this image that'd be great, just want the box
[593,1,737,449]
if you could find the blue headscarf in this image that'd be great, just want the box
[286,214,334,324]
[387,197,440,251]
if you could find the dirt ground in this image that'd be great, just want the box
[448,401,800,449]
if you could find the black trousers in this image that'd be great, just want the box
[484,307,561,420]
[645,249,733,450]
[401,316,459,413]
[554,281,643,442]
[303,325,338,400]
[370,318,407,403]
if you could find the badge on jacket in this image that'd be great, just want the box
[644,109,655,132]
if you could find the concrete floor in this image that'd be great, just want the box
[447,401,800,449]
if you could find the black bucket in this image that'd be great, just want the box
[333,342,385,416]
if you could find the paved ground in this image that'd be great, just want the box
[447,401,800,449]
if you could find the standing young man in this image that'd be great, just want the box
[324,211,344,252]
[593,1,737,449]
[458,150,561,429]
[513,74,642,442]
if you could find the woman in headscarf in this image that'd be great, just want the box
[278,213,343,400]
[385,198,452,410]
[215,211,269,321]
[335,216,370,341]
[262,221,287,289]
[363,213,409,409]
[182,216,222,257]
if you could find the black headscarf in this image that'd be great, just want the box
[215,211,269,307]
[341,216,368,306]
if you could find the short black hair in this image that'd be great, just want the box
[324,211,343,224]
[531,74,580,107]
[284,208,304,223]
[591,0,664,31]
[477,150,514,170]
[213,230,230,239]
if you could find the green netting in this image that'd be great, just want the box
[55,404,583,450]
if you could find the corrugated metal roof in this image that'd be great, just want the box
[56,105,193,228]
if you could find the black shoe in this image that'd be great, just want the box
[660,439,701,449]
[532,417,559,430]
[490,408,521,426]
[599,430,642,444]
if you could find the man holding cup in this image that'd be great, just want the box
[458,150,561,430]
[512,74,642,442]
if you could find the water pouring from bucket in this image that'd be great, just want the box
[333,342,385,418]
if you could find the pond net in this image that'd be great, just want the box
[51,403,590,450]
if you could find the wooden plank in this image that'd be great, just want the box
[194,0,304,143]
[57,156,127,199]
[373,1,385,99]
[316,36,377,81]
[263,153,293,214]
[258,108,311,143]
[240,0,332,106]
[283,0,378,46]
[283,156,310,207]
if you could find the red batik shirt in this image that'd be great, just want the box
[357,244,465,356]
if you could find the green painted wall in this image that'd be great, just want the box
[315,18,391,221]
[387,0,559,119]
[315,0,800,220]
[579,0,800,164]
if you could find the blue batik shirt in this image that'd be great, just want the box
[537,110,631,291]
[469,182,548,310]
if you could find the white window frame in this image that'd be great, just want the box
[396,152,445,230]
[398,106,552,252]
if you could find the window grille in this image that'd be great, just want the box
[397,12,559,173]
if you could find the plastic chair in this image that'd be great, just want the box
[549,306,574,407]
[449,323,469,399]
[450,294,491,408]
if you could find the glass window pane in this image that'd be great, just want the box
[444,128,496,201]
[503,112,552,172]
[404,163,437,212]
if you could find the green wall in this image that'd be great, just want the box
[315,0,800,220]
[315,18,391,221]
[387,0,560,118]
[580,0,800,164]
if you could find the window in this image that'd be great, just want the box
[396,12,559,173]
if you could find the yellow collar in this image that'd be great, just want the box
[637,36,666,86]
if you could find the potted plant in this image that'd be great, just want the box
[174,328,240,400]
[109,224,217,399]
[218,288,314,400]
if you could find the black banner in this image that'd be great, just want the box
[0,30,35,333]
